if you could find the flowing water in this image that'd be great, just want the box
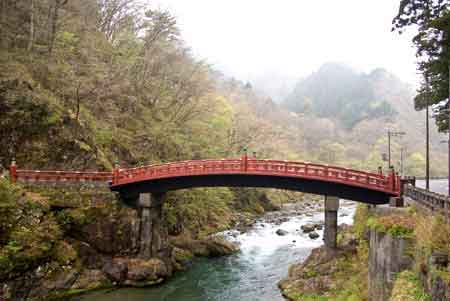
[76,202,357,301]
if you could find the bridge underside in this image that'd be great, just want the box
[110,174,393,206]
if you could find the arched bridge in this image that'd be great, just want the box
[109,158,400,204]
[9,157,400,204]
[8,157,401,254]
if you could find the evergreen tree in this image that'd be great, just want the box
[393,0,450,131]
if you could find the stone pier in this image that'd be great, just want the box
[138,192,170,259]
[324,195,339,250]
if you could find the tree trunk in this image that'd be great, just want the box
[27,0,34,51]
[0,0,8,49]
[75,81,81,121]
[47,0,68,54]
[47,1,58,54]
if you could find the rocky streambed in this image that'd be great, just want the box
[75,199,357,301]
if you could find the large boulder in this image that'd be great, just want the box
[102,260,128,284]
[70,269,109,290]
[276,229,289,236]
[172,247,194,269]
[204,237,240,257]
[301,224,316,233]
[102,257,171,287]
[309,232,320,240]
[67,207,140,255]
[170,235,239,257]
[125,258,169,286]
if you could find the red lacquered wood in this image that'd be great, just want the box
[111,159,399,195]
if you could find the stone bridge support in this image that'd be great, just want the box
[138,192,170,260]
[324,195,339,250]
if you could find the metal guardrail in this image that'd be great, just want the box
[404,184,450,219]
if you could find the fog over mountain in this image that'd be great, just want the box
[152,0,419,91]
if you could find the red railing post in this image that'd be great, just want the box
[388,167,396,193]
[9,159,17,184]
[112,162,120,185]
[241,154,248,172]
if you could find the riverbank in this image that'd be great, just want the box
[74,197,356,300]
[279,200,450,301]
[278,218,367,300]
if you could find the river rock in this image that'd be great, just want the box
[70,269,109,290]
[204,237,240,256]
[276,229,289,236]
[309,232,320,239]
[301,224,315,233]
[102,260,128,284]
[172,247,194,267]
[69,207,140,255]
[278,239,359,300]
[312,223,324,230]
[125,258,169,286]
[102,257,171,287]
[170,236,239,257]
[275,217,289,225]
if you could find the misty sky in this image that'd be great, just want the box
[152,0,419,88]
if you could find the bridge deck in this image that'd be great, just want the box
[110,159,400,204]
[10,158,400,204]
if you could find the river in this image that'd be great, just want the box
[75,200,357,301]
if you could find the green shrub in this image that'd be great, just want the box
[390,270,431,301]
[367,214,415,239]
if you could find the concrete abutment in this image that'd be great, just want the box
[138,192,170,260]
[324,195,339,250]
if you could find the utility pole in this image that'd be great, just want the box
[400,147,405,177]
[388,131,391,168]
[387,130,405,171]
[448,64,450,195]
[426,79,430,191]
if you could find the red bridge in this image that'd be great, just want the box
[10,157,400,204]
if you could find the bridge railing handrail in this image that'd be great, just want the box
[112,158,397,194]
[246,160,388,187]
[10,159,398,194]
[404,184,450,220]
[14,169,113,182]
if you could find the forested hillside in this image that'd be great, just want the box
[281,63,448,176]
[0,2,301,298]
[1,1,316,245]
[284,63,397,128]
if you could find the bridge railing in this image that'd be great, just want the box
[112,158,399,194]
[8,158,399,195]
[10,162,113,184]
[403,184,450,221]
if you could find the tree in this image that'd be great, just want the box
[47,0,69,54]
[406,152,426,176]
[27,0,35,51]
[393,0,450,131]
[97,0,142,43]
